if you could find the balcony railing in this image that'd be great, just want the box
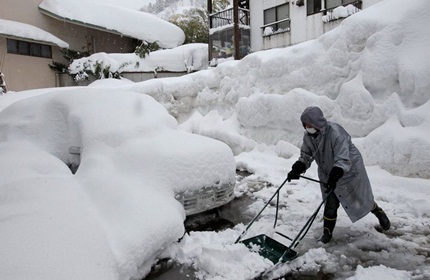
[210,7,250,29]
[325,0,361,11]
[260,18,291,37]
[323,0,362,22]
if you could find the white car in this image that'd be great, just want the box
[68,131,236,216]
[0,87,237,279]
[1,88,236,216]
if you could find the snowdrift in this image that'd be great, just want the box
[127,0,430,179]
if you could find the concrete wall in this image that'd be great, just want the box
[122,72,188,82]
[58,72,189,87]
[0,0,136,92]
[263,32,291,49]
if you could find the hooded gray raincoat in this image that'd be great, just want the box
[298,106,374,222]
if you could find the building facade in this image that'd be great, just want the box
[208,0,382,62]
[0,0,136,92]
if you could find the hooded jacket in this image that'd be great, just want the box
[298,106,374,222]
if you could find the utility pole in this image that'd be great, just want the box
[208,0,213,62]
[233,0,240,60]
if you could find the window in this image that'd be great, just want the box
[7,39,52,58]
[307,0,321,15]
[30,43,41,57]
[41,45,52,58]
[262,3,290,36]
[325,0,358,10]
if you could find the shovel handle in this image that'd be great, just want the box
[300,175,328,187]
[235,175,330,244]
[234,176,289,243]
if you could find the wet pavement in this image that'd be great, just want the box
[143,172,333,280]
[144,194,256,280]
[144,260,196,280]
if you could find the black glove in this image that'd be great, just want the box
[325,166,344,193]
[287,161,306,182]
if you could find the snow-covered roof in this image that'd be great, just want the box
[38,0,185,49]
[0,18,69,48]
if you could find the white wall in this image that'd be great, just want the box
[250,0,292,51]
[362,0,382,8]
[289,1,308,44]
[263,32,290,49]
[304,12,324,42]
[249,0,382,52]
[249,1,265,52]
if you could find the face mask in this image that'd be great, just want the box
[306,127,317,134]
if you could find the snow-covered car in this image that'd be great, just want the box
[68,132,236,216]
[0,87,236,279]
[0,88,236,216]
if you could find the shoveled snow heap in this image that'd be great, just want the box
[125,0,430,180]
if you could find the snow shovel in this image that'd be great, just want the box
[234,175,333,266]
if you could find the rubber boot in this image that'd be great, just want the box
[318,217,336,244]
[371,203,390,231]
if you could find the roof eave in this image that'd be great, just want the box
[0,32,67,48]
[39,7,135,40]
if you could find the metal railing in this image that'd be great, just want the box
[260,18,291,37]
[323,0,362,22]
[325,0,361,11]
[210,7,250,29]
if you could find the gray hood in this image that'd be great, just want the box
[300,106,327,130]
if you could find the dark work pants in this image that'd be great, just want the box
[323,191,340,235]
[324,191,340,219]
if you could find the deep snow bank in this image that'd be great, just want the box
[126,0,430,178]
[0,88,236,279]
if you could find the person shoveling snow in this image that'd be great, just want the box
[287,106,391,244]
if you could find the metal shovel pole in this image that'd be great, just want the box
[299,175,326,185]
[235,174,331,245]
[258,175,334,279]
[285,175,331,250]
[234,176,289,244]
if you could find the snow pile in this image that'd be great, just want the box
[0,89,235,280]
[127,0,430,179]
[68,43,208,78]
[170,159,430,280]
[346,265,411,280]
[171,230,273,280]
